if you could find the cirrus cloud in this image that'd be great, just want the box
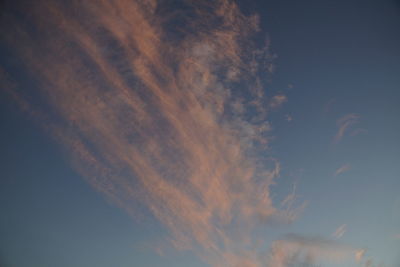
[334,113,360,143]
[334,164,351,177]
[0,0,302,266]
[266,234,365,267]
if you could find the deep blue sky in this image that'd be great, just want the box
[1,0,399,266]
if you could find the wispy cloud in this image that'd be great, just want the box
[285,114,292,122]
[332,224,347,239]
[362,257,385,267]
[0,0,301,266]
[266,234,363,267]
[355,249,366,262]
[356,250,386,267]
[334,113,360,143]
[334,164,351,177]
[269,94,287,109]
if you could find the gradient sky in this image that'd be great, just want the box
[1,0,399,267]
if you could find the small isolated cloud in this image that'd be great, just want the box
[334,164,351,177]
[334,113,360,143]
[269,94,287,109]
[355,250,385,267]
[285,114,292,122]
[332,224,347,239]
[355,249,366,262]
[266,234,363,267]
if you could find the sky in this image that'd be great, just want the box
[0,0,399,267]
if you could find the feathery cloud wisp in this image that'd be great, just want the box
[269,94,288,109]
[334,113,360,143]
[332,224,347,239]
[355,249,366,262]
[334,164,351,177]
[266,234,363,267]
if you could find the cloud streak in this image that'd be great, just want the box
[332,224,347,239]
[334,164,351,177]
[269,94,287,110]
[334,113,360,143]
[266,234,363,267]
[0,0,300,266]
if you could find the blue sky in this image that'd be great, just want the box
[1,0,399,266]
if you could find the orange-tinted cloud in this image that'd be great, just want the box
[0,0,301,266]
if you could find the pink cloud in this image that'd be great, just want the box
[1,0,301,266]
[332,224,347,239]
[269,94,287,109]
[266,234,364,267]
[334,113,360,143]
[334,164,351,177]
[355,249,366,262]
